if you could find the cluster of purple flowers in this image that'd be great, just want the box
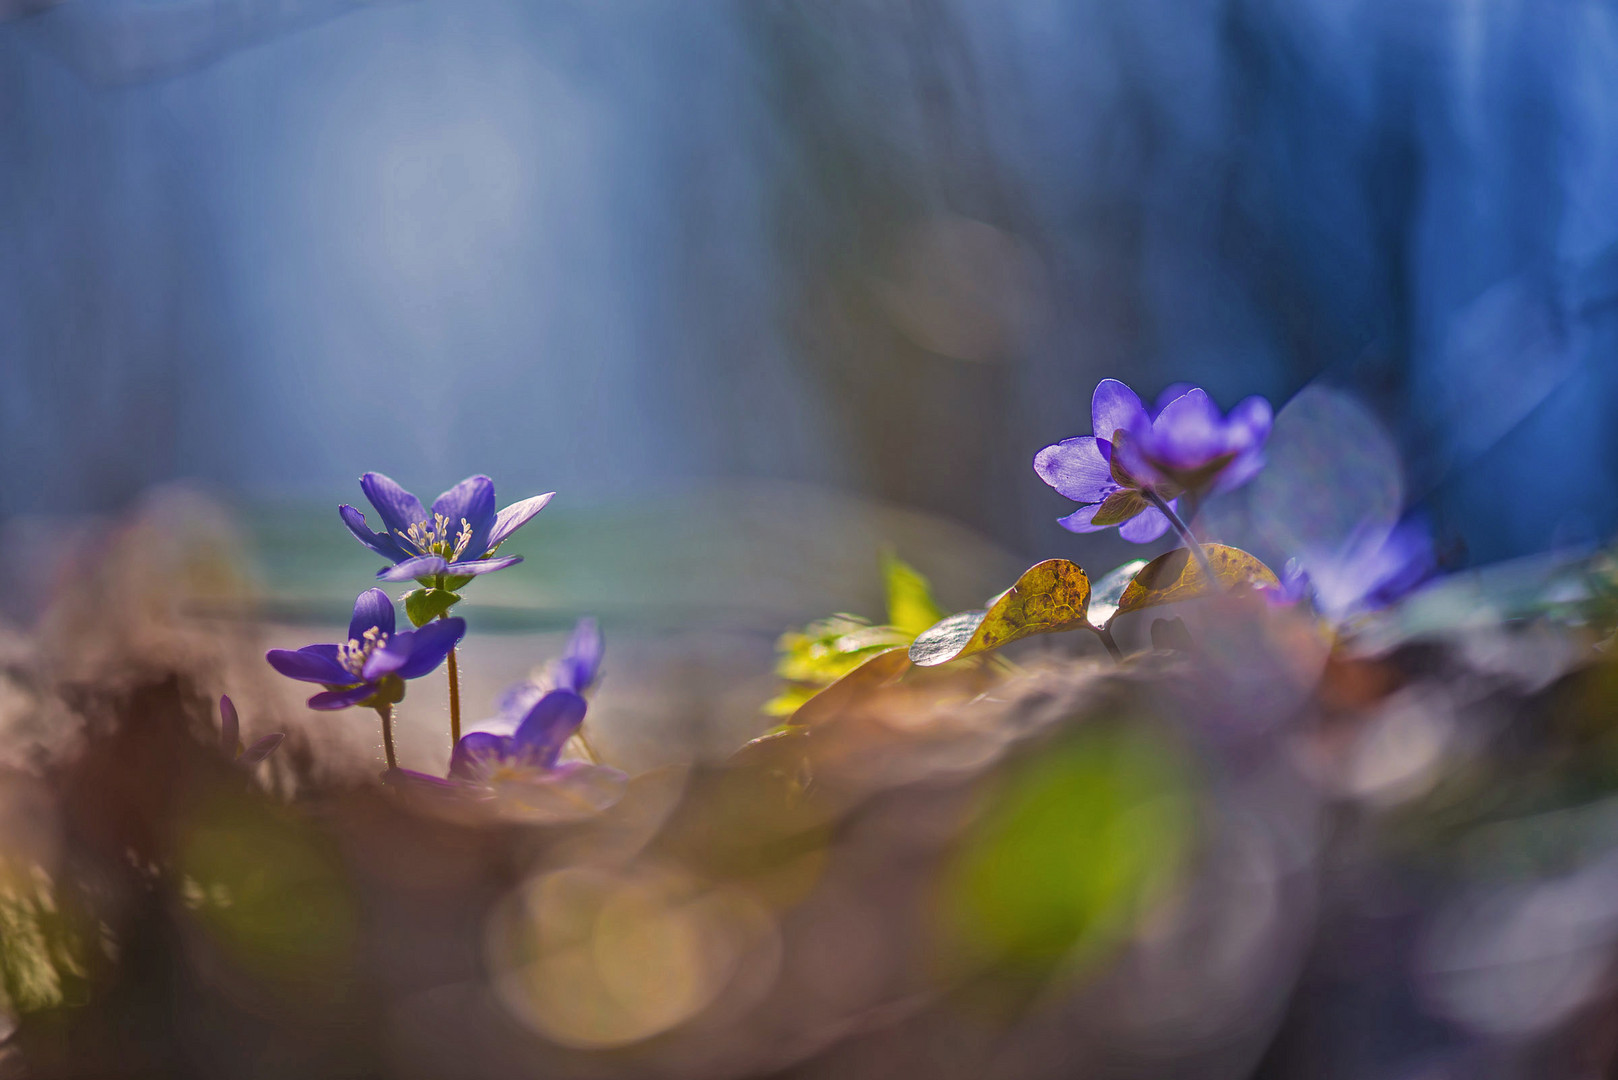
[260,471,614,806]
[239,376,1430,804]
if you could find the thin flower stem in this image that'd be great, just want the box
[1097,624,1124,662]
[1145,488,1216,582]
[377,704,397,770]
[575,728,602,765]
[440,612,462,749]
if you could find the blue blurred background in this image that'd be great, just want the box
[4,0,1617,573]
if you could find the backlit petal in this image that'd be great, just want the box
[1118,505,1173,543]
[1033,436,1117,504]
[487,492,556,551]
[1091,378,1149,442]
[377,554,450,582]
[513,690,588,768]
[389,617,467,680]
[339,504,410,562]
[348,588,396,642]
[360,472,428,536]
[432,476,497,558]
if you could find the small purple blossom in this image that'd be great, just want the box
[547,617,604,695]
[387,619,623,819]
[218,695,284,765]
[339,472,554,586]
[1034,379,1272,543]
[265,588,466,710]
[484,618,605,729]
[451,689,588,782]
[1300,517,1437,622]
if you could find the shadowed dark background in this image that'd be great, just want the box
[4,0,1616,573]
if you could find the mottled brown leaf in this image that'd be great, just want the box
[908,560,1092,667]
[1114,544,1277,617]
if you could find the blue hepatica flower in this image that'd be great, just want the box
[491,618,604,725]
[266,588,466,710]
[390,619,623,819]
[339,472,554,585]
[442,688,626,820]
[1034,379,1272,543]
[1283,517,1437,623]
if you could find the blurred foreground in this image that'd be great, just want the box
[3,474,1618,1079]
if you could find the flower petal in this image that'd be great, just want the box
[451,731,511,780]
[550,617,603,694]
[349,588,396,642]
[388,617,467,680]
[1147,389,1223,467]
[1118,505,1173,543]
[1033,436,1118,504]
[432,476,497,559]
[443,555,523,578]
[492,679,546,728]
[266,645,349,684]
[219,695,239,756]
[513,689,588,768]
[339,504,410,563]
[307,684,376,710]
[1091,379,1149,442]
[240,733,285,764]
[1056,503,1107,533]
[360,472,428,536]
[384,766,465,791]
[487,492,556,551]
[1151,383,1197,418]
[1229,395,1273,444]
[377,554,450,582]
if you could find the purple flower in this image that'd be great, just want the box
[1115,385,1272,496]
[265,588,466,710]
[450,689,588,782]
[1300,517,1437,622]
[428,688,624,820]
[1033,379,1271,543]
[218,695,284,765]
[483,618,605,730]
[339,472,554,586]
[387,620,623,819]
[547,617,604,695]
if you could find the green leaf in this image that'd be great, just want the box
[1087,559,1151,629]
[1114,544,1278,618]
[404,588,461,627]
[939,724,1194,971]
[908,559,1092,667]
[774,616,908,685]
[882,551,947,639]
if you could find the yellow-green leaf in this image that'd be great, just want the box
[1114,544,1278,617]
[908,560,1091,667]
[882,551,947,638]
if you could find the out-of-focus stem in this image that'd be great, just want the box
[1097,624,1124,662]
[377,704,397,770]
[1145,488,1216,582]
[440,612,461,749]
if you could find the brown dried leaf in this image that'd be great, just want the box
[1114,544,1277,618]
